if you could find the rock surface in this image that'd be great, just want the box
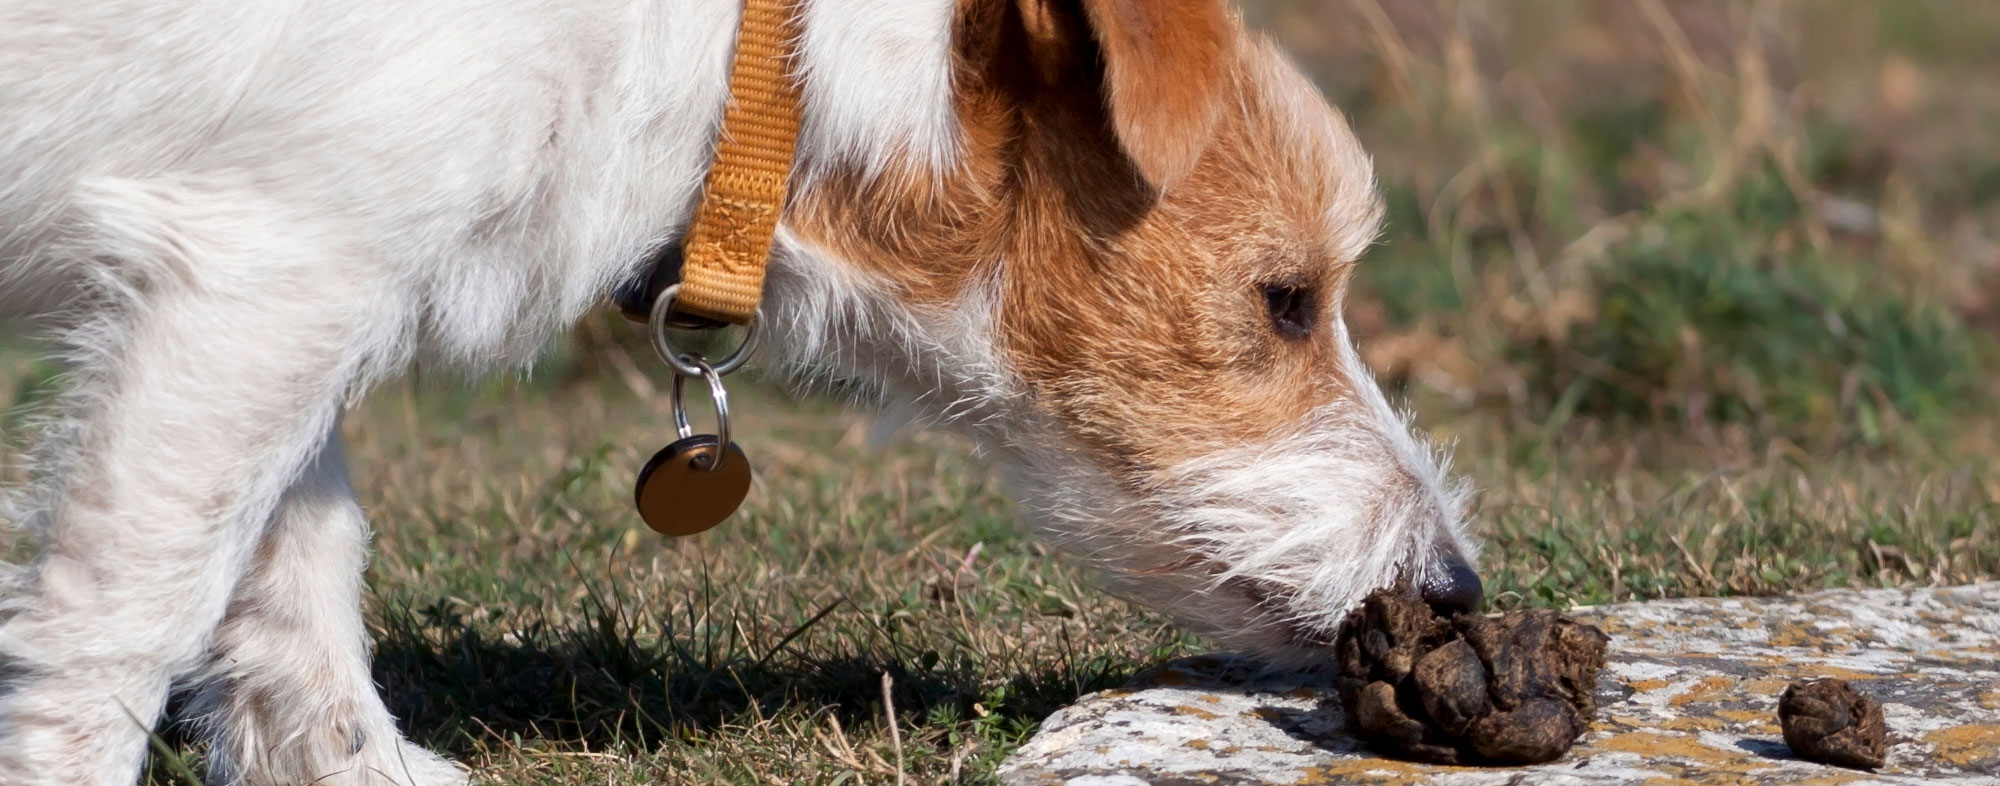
[999,583,2000,785]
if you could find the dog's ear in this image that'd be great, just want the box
[1076,0,1233,189]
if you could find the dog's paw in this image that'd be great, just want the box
[358,740,470,786]
[214,730,469,786]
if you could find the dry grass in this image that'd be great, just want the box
[335,366,1184,784]
[0,340,1924,784]
[1,1,1997,783]
[1262,0,2000,443]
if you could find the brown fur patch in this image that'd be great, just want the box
[1077,0,1233,188]
[789,0,1382,486]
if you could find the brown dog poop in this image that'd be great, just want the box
[1779,678,1888,770]
[1334,589,1610,765]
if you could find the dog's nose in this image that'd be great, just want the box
[1421,555,1483,616]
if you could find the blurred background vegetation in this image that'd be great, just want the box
[3,1,1997,783]
[1254,0,1998,451]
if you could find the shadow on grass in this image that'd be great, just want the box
[369,595,1138,756]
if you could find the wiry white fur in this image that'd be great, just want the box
[1146,401,1473,651]
[0,178,403,785]
[983,46,1471,660]
[0,2,969,784]
[997,325,1473,661]
[0,2,1469,783]
[757,231,1019,457]
[795,0,962,179]
[1249,39,1385,264]
[184,431,465,786]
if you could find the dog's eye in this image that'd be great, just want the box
[1261,283,1318,340]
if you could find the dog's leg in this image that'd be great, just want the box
[188,429,465,786]
[0,180,386,786]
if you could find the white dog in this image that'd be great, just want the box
[0,0,1479,783]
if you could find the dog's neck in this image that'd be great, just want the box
[605,0,977,371]
[608,0,967,330]
[785,0,964,180]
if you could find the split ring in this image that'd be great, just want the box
[670,357,732,470]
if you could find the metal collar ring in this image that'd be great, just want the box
[648,283,760,377]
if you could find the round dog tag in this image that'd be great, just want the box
[634,435,752,536]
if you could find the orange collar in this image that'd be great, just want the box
[623,0,804,326]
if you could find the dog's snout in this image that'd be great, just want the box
[1421,555,1483,616]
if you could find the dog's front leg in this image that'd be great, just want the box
[0,180,383,786]
[186,429,465,786]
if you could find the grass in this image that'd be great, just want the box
[130,366,1194,785]
[2,1,1998,783]
[1508,211,1983,444]
[34,348,1954,784]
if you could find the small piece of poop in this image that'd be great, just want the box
[1334,589,1610,765]
[1778,678,1888,770]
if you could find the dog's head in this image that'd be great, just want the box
[771,0,1477,657]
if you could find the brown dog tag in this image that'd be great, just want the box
[634,435,752,536]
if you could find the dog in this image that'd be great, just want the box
[0,0,1480,783]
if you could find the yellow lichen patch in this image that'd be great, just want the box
[1979,688,2000,711]
[1594,730,1753,768]
[1170,705,1221,720]
[1669,675,1737,707]
[1184,738,1210,751]
[1923,724,2000,767]
[1769,626,1832,648]
[1294,755,1465,785]
[1801,666,1886,682]
[1657,714,1727,733]
[1740,677,1793,696]
[1288,769,1332,786]
[1788,775,1872,786]
[1714,708,1777,731]
[1629,678,1672,692]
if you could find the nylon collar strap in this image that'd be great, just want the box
[649,0,804,325]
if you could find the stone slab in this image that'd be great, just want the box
[999,583,2000,785]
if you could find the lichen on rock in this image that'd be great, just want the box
[999,582,2000,786]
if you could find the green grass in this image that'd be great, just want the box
[24,349,1938,784]
[4,1,1999,783]
[1507,208,1983,444]
[228,370,1195,784]
[7,343,1957,784]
